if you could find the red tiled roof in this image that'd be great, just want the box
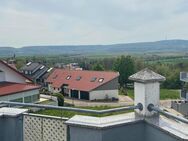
[0,82,41,96]
[46,69,119,91]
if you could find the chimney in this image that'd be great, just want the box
[129,68,166,117]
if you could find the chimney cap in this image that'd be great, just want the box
[129,68,166,83]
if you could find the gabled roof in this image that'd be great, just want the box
[129,68,166,83]
[0,82,40,96]
[0,60,33,82]
[46,69,119,91]
[20,62,41,71]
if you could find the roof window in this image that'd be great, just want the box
[26,62,32,66]
[98,78,104,83]
[40,66,45,69]
[66,75,71,80]
[90,77,97,82]
[76,76,82,81]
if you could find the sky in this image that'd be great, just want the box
[0,0,188,47]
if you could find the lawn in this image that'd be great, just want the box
[34,105,133,118]
[125,89,180,100]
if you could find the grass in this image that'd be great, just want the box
[35,88,179,118]
[34,105,133,118]
[122,88,179,100]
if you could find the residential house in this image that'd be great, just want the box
[20,62,51,85]
[46,69,119,100]
[55,62,83,70]
[0,60,40,103]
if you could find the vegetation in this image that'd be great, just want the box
[120,88,179,100]
[35,105,133,118]
[113,55,135,87]
[5,53,188,90]
[92,63,104,71]
[52,93,64,106]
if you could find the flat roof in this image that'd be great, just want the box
[0,82,40,96]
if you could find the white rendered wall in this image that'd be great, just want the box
[0,89,39,102]
[134,82,160,116]
[48,84,61,93]
[89,90,118,100]
[0,71,5,82]
[53,88,61,93]
[0,62,27,83]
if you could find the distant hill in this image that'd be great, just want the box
[0,39,188,57]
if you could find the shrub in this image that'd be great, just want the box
[53,93,64,106]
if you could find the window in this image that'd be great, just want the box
[66,75,71,80]
[98,78,104,83]
[76,76,82,81]
[90,77,97,82]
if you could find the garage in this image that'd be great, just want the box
[80,91,89,100]
[71,90,79,98]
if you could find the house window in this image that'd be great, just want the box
[66,75,71,80]
[98,78,104,83]
[90,77,97,82]
[76,76,82,81]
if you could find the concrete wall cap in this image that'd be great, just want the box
[129,68,166,83]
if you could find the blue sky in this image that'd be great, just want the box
[0,0,188,47]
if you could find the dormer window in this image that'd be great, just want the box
[90,77,97,82]
[66,75,71,80]
[98,78,104,83]
[76,76,81,81]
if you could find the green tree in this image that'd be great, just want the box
[53,93,64,106]
[92,63,104,71]
[113,55,135,87]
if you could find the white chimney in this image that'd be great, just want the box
[129,68,166,117]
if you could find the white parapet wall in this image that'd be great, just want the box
[89,90,118,100]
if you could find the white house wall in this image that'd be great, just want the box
[48,84,61,93]
[0,89,39,102]
[0,71,5,82]
[0,62,27,83]
[89,90,118,100]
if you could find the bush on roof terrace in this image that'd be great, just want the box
[53,93,64,106]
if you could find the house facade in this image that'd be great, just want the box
[0,60,40,103]
[46,69,119,100]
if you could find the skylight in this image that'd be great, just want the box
[76,76,82,81]
[47,68,53,72]
[26,62,32,66]
[66,75,71,80]
[90,77,97,82]
[98,78,104,83]
[40,66,45,70]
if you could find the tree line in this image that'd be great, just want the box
[13,54,188,89]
